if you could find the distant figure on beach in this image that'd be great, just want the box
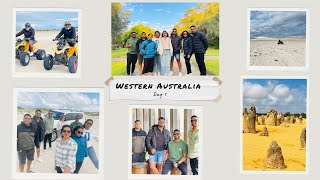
[278,40,284,45]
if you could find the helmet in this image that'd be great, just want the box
[64,21,72,30]
[25,22,31,27]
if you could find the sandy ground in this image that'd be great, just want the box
[16,110,99,174]
[243,119,306,171]
[15,30,76,74]
[250,38,306,67]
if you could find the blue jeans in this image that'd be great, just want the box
[161,50,171,75]
[87,146,99,170]
[149,150,164,163]
[153,55,161,74]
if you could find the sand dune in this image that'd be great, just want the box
[250,38,306,67]
[243,120,306,171]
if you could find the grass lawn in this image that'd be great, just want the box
[112,61,127,76]
[192,59,219,76]
[112,46,219,58]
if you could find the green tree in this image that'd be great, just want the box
[198,13,219,47]
[301,113,306,118]
[284,112,291,117]
[112,3,130,45]
[121,24,155,45]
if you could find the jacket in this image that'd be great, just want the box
[182,36,193,55]
[170,34,182,53]
[17,122,39,151]
[146,125,171,155]
[132,128,147,154]
[56,27,76,39]
[32,116,45,142]
[72,134,88,162]
[140,40,157,58]
[191,31,208,54]
[158,38,173,56]
[16,28,35,40]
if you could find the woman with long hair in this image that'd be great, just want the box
[158,31,173,76]
[82,119,99,170]
[55,125,77,173]
[57,115,66,138]
[181,30,193,75]
[71,126,87,174]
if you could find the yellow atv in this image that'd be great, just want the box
[15,38,46,66]
[44,38,78,73]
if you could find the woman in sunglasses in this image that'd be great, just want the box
[55,125,77,173]
[82,119,99,170]
[71,126,87,174]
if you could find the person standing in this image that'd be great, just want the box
[132,120,147,163]
[83,119,99,170]
[43,110,54,153]
[146,117,172,174]
[71,126,87,174]
[17,114,39,173]
[140,33,157,76]
[32,110,45,163]
[124,32,138,76]
[57,115,67,138]
[181,30,193,75]
[188,115,199,175]
[136,32,147,75]
[70,115,83,130]
[170,28,182,76]
[55,125,77,173]
[190,25,208,75]
[162,129,188,175]
[158,31,173,76]
[152,31,161,76]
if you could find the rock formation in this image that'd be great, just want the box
[300,128,306,148]
[243,105,257,133]
[260,126,269,136]
[264,141,286,169]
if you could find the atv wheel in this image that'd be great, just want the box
[51,130,57,142]
[20,52,30,66]
[68,56,78,73]
[16,46,24,59]
[44,55,54,70]
[36,49,46,60]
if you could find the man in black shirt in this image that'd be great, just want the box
[16,22,36,55]
[54,21,76,46]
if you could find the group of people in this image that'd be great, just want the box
[125,25,209,76]
[132,115,199,175]
[17,110,99,174]
[16,21,77,56]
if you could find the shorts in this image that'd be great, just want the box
[138,54,144,64]
[171,53,180,60]
[18,149,35,164]
[149,150,164,163]
[26,39,36,44]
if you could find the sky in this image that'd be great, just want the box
[17,92,100,112]
[121,2,200,32]
[16,11,78,31]
[243,79,307,114]
[250,10,306,39]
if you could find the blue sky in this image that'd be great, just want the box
[16,11,78,31]
[17,92,100,112]
[122,2,200,31]
[243,79,307,114]
[250,10,306,39]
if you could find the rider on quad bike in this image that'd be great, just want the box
[53,21,77,46]
[16,22,36,56]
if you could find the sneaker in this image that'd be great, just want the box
[187,73,192,76]
[178,72,182,76]
[170,71,173,76]
[36,157,43,163]
[27,170,34,173]
[30,52,34,56]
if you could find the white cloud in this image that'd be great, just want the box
[273,84,289,98]
[243,82,268,99]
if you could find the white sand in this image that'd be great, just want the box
[16,110,99,174]
[250,38,306,67]
[15,30,77,74]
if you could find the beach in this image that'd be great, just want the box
[250,38,306,67]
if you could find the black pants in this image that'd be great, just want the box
[162,159,188,175]
[195,53,206,75]
[44,133,52,150]
[142,58,155,74]
[74,161,84,174]
[56,166,63,173]
[127,53,138,75]
[184,55,192,74]
[190,158,198,175]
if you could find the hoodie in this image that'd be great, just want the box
[146,124,171,155]
[132,128,147,154]
[17,121,39,151]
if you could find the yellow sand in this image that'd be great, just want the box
[243,120,306,171]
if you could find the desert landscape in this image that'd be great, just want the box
[242,105,306,171]
[15,30,77,74]
[16,107,99,174]
[250,38,306,67]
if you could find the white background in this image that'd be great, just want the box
[1,0,318,180]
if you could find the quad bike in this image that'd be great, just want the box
[15,38,46,66]
[44,38,78,73]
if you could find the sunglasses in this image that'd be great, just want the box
[174,133,180,135]
[77,131,83,134]
[86,123,93,125]
[62,130,71,133]
[191,120,198,122]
